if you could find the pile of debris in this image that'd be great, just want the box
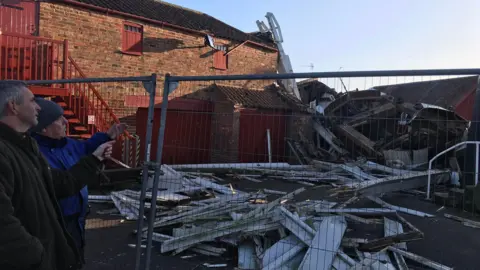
[293,90,468,169]
[90,162,456,269]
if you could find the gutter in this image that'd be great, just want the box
[59,0,278,52]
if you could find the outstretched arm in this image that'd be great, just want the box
[82,133,111,155]
[49,141,114,199]
[49,155,103,199]
[83,124,127,155]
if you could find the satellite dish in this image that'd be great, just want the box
[204,35,215,48]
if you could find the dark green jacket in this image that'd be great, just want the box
[0,122,104,270]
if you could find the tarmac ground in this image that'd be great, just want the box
[83,179,480,270]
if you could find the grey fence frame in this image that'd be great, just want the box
[142,68,480,269]
[26,74,157,270]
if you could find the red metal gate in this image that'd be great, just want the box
[136,99,213,164]
[238,108,287,163]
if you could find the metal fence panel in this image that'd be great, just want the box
[141,70,480,270]
[26,75,157,270]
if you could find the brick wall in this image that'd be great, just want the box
[209,102,240,163]
[181,87,240,162]
[38,2,278,130]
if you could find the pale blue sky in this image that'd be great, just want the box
[168,0,480,74]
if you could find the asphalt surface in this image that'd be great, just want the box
[83,178,480,270]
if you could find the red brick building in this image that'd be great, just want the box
[1,0,315,164]
[1,0,279,135]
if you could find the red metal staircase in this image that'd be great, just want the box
[0,32,138,166]
[0,32,120,137]
[62,55,122,139]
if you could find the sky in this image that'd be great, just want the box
[168,0,480,89]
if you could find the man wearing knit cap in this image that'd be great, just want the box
[0,81,114,270]
[31,97,126,263]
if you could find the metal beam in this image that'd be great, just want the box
[169,69,480,82]
[25,75,154,84]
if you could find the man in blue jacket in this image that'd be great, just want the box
[31,97,126,261]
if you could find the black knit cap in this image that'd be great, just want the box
[31,97,64,133]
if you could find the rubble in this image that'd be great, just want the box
[301,90,468,168]
[88,88,477,269]
[89,158,455,269]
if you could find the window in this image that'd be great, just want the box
[213,45,228,70]
[122,22,143,55]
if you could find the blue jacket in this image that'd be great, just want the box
[33,132,111,246]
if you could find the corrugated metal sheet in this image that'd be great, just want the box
[136,100,213,164]
[238,108,287,163]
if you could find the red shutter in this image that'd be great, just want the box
[122,22,143,55]
[213,50,227,70]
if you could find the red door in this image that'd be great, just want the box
[0,1,37,35]
[238,109,287,163]
[0,2,38,80]
[0,2,38,35]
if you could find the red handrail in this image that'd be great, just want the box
[0,31,133,140]
[65,56,133,138]
[1,31,64,44]
[0,32,136,165]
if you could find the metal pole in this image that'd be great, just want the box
[144,74,171,270]
[169,69,480,82]
[465,76,480,186]
[25,75,153,84]
[476,144,479,186]
[266,129,272,163]
[62,39,68,80]
[426,141,475,200]
[134,74,157,270]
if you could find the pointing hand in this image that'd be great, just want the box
[93,141,115,161]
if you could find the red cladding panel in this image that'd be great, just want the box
[455,90,475,121]
[136,99,212,164]
[238,108,287,163]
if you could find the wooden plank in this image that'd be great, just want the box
[298,216,347,270]
[347,103,397,127]
[359,230,423,252]
[30,86,69,96]
[334,124,381,158]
